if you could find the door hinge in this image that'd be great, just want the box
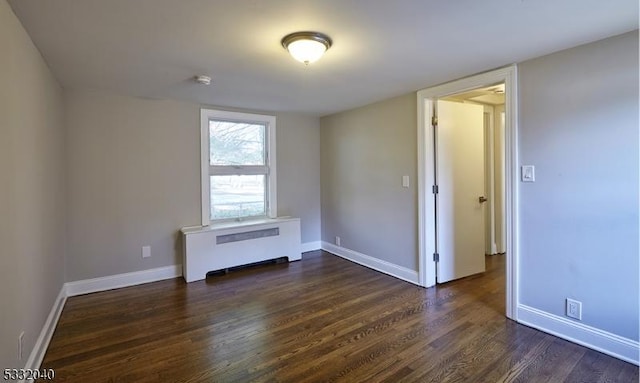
[431,115,438,126]
[433,252,439,262]
[432,185,439,194]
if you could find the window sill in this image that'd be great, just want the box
[181,216,298,235]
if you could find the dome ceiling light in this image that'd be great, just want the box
[194,75,212,85]
[281,31,332,65]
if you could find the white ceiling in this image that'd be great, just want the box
[8,0,638,116]
[445,85,506,106]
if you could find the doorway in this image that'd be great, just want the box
[416,66,518,320]
[441,84,507,259]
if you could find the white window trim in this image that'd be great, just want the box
[200,109,277,226]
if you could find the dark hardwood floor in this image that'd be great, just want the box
[40,251,638,382]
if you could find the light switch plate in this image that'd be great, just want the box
[402,175,410,188]
[521,165,535,182]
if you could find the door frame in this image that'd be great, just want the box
[416,65,518,320]
[483,105,497,256]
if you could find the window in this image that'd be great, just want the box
[200,109,276,225]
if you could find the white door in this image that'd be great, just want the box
[435,100,486,283]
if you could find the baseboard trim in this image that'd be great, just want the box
[321,241,420,286]
[24,285,67,379]
[65,265,183,297]
[24,265,183,377]
[301,241,322,253]
[517,304,639,365]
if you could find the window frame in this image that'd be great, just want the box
[200,109,277,226]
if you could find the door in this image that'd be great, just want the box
[435,100,486,283]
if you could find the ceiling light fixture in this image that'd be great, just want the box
[194,75,211,85]
[281,31,332,65]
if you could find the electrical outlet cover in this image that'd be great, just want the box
[18,331,24,360]
[566,298,582,320]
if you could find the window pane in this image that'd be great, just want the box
[210,175,265,220]
[210,120,265,166]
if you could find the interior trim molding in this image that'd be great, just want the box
[321,241,420,286]
[301,241,322,253]
[517,304,639,365]
[416,65,519,321]
[25,265,183,375]
[24,286,67,376]
[65,265,183,297]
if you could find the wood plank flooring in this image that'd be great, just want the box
[40,251,638,382]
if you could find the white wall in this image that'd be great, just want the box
[518,31,639,341]
[0,0,66,369]
[65,90,321,281]
[320,94,418,271]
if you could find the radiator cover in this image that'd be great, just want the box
[181,217,301,283]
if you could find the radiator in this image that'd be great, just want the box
[181,217,301,283]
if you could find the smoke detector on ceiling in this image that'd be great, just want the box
[194,75,212,85]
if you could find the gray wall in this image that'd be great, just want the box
[0,0,66,368]
[276,114,321,243]
[65,90,321,281]
[320,94,418,270]
[3,0,636,364]
[518,31,639,340]
[319,32,638,342]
